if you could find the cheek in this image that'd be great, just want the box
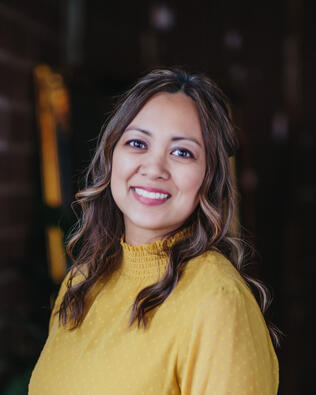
[175,167,205,195]
[112,148,133,178]
[111,149,125,195]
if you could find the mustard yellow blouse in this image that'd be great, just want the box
[29,228,279,394]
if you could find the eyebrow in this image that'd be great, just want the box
[124,127,202,147]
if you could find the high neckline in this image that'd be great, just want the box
[119,226,192,280]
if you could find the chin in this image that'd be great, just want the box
[134,221,170,231]
[128,216,174,230]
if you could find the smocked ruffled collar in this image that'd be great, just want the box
[119,226,192,280]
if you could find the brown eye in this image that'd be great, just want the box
[172,148,194,159]
[126,139,147,149]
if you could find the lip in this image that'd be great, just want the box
[131,186,171,206]
[131,185,171,196]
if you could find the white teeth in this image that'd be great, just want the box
[134,188,169,200]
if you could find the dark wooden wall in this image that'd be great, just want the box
[0,0,62,389]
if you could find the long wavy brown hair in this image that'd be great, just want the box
[57,67,281,347]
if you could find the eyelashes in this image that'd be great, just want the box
[126,139,146,149]
[125,139,195,159]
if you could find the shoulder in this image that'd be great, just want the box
[181,249,248,295]
[175,250,271,341]
[177,249,261,317]
[51,265,88,313]
[57,265,87,295]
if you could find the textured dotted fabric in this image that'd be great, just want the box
[29,228,279,394]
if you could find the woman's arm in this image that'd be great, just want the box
[177,285,279,394]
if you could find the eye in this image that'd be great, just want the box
[126,139,147,149]
[172,148,195,159]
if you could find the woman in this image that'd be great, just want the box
[29,68,279,394]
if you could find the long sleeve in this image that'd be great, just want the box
[177,284,279,394]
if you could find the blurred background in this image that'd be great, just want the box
[0,0,315,393]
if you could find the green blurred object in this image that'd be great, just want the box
[3,368,33,395]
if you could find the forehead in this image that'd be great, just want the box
[129,91,203,138]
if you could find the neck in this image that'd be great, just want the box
[119,225,193,280]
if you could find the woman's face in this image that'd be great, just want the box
[111,91,206,244]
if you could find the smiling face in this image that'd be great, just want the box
[110,91,206,245]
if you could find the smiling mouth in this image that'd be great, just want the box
[132,187,171,199]
[131,187,171,202]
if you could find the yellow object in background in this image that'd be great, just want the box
[46,227,66,283]
[34,64,71,284]
[38,110,62,207]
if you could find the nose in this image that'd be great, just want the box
[139,152,170,179]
